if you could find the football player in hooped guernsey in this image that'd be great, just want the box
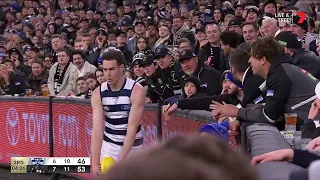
[91,48,146,177]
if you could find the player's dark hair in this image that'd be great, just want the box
[101,48,125,66]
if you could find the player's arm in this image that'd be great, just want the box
[91,87,105,168]
[120,83,146,161]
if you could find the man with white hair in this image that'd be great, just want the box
[261,18,279,37]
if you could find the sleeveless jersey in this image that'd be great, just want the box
[100,78,143,146]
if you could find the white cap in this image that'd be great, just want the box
[315,82,320,99]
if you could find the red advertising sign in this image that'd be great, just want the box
[0,100,210,179]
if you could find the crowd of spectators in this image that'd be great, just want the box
[1,0,320,179]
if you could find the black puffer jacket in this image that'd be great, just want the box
[292,49,320,79]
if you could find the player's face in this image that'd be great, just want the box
[102,60,124,85]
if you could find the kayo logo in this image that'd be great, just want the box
[6,108,20,146]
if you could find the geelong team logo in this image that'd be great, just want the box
[6,108,20,146]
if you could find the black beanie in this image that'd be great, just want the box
[182,77,201,96]
[292,13,308,32]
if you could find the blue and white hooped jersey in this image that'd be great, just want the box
[100,78,143,146]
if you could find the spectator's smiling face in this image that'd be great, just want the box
[31,62,43,77]
[72,54,85,70]
[213,9,222,22]
[206,24,221,44]
[242,24,258,43]
[135,24,146,36]
[77,79,89,94]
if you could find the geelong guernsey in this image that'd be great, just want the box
[100,78,143,146]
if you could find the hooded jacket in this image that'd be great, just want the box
[291,49,320,79]
[8,48,31,80]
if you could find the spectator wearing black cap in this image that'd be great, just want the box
[79,18,90,33]
[228,17,244,35]
[172,16,195,51]
[234,4,244,18]
[288,13,319,56]
[126,26,135,39]
[8,48,31,79]
[87,28,109,67]
[116,31,133,66]
[128,21,147,55]
[179,49,221,96]
[155,47,184,95]
[132,53,147,87]
[194,27,206,55]
[119,16,132,33]
[275,31,320,79]
[141,54,174,103]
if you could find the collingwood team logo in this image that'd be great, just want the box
[6,108,20,146]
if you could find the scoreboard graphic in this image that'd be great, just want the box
[11,157,91,174]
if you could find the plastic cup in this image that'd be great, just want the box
[26,89,32,97]
[285,113,297,131]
